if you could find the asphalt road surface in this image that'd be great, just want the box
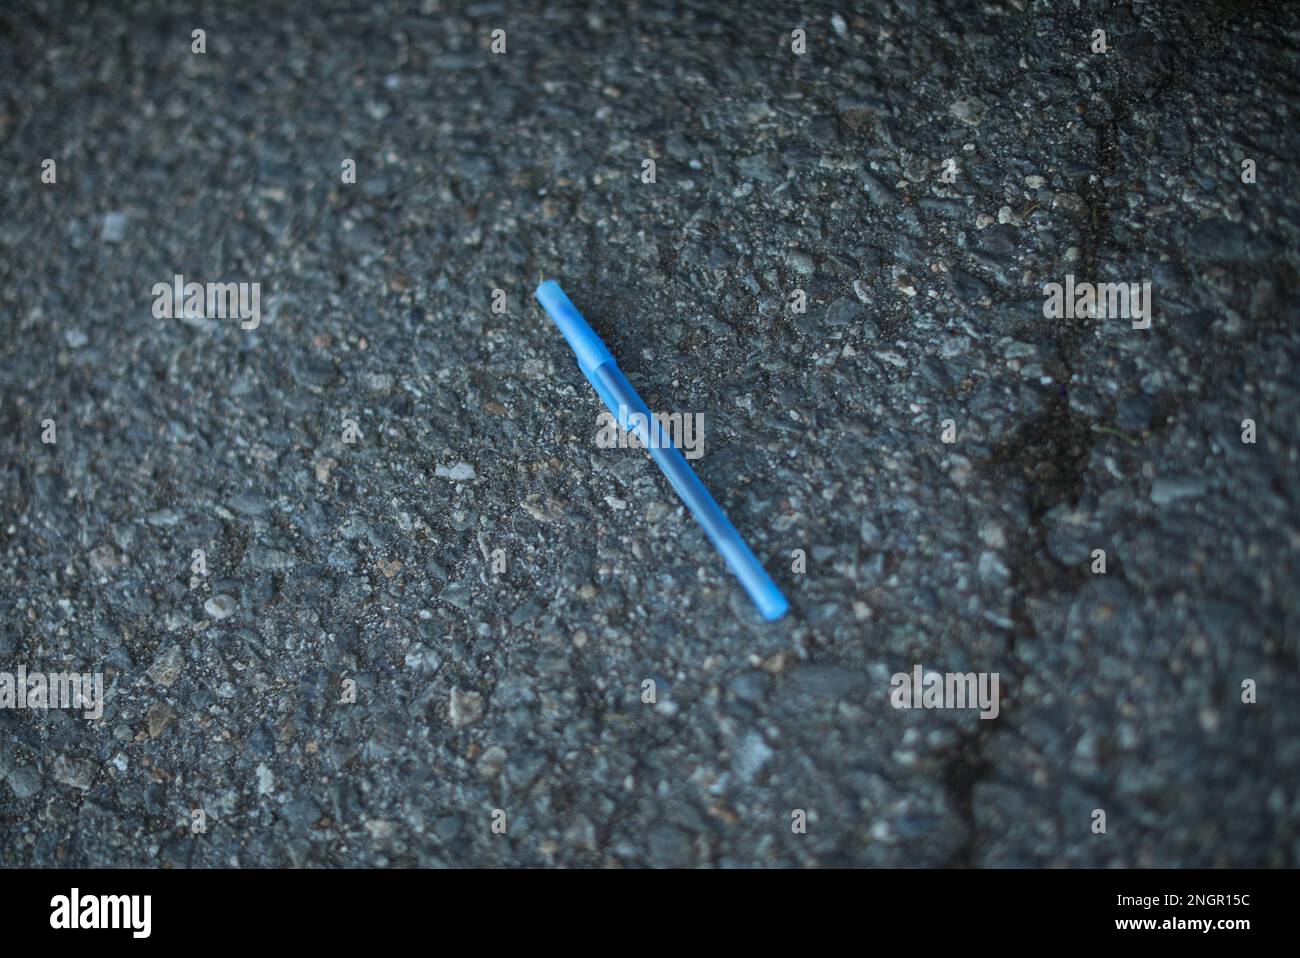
[1,0,1297,867]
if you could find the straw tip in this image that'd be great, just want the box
[758,592,790,622]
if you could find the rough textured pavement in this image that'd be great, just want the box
[1,0,1298,867]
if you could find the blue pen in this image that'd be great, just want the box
[535,280,790,621]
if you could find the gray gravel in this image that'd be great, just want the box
[1,0,1298,867]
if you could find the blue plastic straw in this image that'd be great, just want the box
[535,280,790,621]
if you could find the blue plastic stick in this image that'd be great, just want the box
[535,279,790,621]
